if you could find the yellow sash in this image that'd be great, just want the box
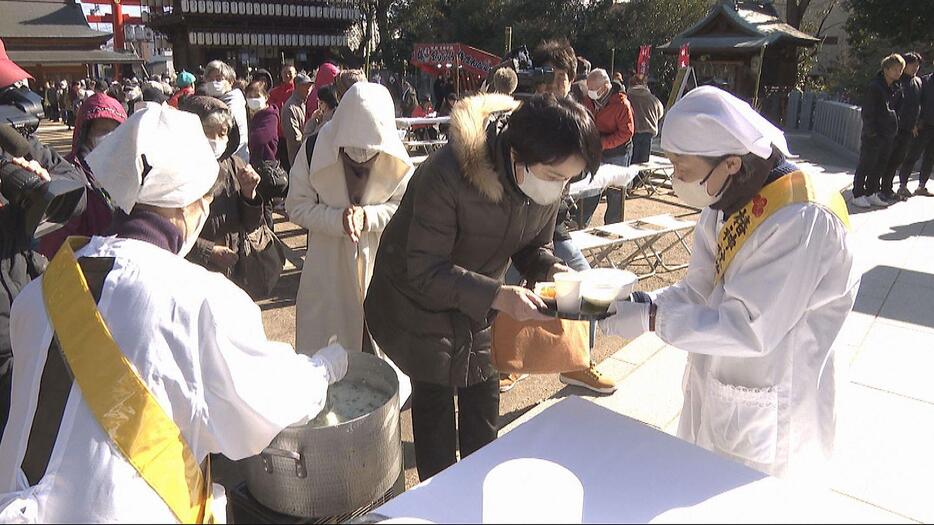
[715,171,850,283]
[42,237,213,524]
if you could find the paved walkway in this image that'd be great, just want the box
[505,132,934,523]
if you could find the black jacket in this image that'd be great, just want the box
[920,73,934,128]
[1,135,86,362]
[365,94,561,388]
[894,73,923,131]
[861,71,900,138]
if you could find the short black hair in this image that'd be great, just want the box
[504,93,601,175]
[317,85,338,110]
[533,39,578,76]
[904,52,923,65]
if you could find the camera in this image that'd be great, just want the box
[0,84,44,134]
[1,100,84,239]
[485,45,556,97]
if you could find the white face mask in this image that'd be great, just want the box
[246,97,266,110]
[672,161,730,209]
[587,89,602,100]
[178,198,209,257]
[208,138,229,159]
[344,146,379,164]
[205,80,228,97]
[516,163,565,205]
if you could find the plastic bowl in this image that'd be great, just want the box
[580,269,638,309]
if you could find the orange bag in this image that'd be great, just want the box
[491,315,590,374]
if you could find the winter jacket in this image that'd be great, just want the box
[1,135,86,362]
[364,94,562,388]
[919,73,934,128]
[186,155,264,278]
[248,105,280,169]
[38,93,127,258]
[894,73,923,132]
[583,92,635,153]
[861,71,900,138]
[628,85,665,137]
[219,88,250,163]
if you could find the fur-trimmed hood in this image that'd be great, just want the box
[449,93,520,202]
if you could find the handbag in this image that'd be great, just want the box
[491,315,590,374]
[234,222,285,300]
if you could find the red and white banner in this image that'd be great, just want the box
[678,43,691,68]
[410,43,501,77]
[636,45,652,77]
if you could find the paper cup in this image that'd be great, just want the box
[554,272,583,314]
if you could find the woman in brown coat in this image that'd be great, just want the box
[365,93,601,480]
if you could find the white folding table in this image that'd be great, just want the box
[373,397,887,524]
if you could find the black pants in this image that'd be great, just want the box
[854,133,894,198]
[0,356,11,437]
[411,376,499,481]
[898,126,934,188]
[882,129,914,194]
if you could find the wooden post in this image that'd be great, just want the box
[505,27,513,54]
[610,48,616,77]
[112,0,124,80]
[752,44,767,109]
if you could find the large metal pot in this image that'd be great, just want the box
[242,352,402,518]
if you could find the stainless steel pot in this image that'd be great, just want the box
[242,352,402,518]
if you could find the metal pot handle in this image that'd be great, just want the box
[261,447,307,479]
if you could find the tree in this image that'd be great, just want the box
[844,0,934,54]
[784,0,813,29]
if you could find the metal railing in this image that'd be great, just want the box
[811,100,863,154]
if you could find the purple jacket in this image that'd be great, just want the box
[249,106,280,168]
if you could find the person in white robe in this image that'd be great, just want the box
[601,86,859,483]
[0,104,348,523]
[287,82,413,403]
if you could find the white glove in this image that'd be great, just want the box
[599,300,651,340]
[310,342,349,384]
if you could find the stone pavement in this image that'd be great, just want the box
[504,132,934,523]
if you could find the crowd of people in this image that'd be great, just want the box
[0,32,861,521]
[853,51,934,208]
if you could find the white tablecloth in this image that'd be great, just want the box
[569,163,641,199]
[395,116,451,128]
[375,397,886,523]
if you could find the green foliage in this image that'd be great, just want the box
[844,0,934,54]
[816,0,934,100]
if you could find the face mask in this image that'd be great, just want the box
[672,161,731,209]
[208,138,229,159]
[344,146,379,164]
[246,97,266,110]
[516,163,565,205]
[178,198,209,257]
[588,89,602,100]
[205,80,228,97]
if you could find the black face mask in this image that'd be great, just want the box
[339,148,377,205]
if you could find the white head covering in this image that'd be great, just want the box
[311,82,412,170]
[86,103,219,213]
[661,86,789,160]
[308,82,412,205]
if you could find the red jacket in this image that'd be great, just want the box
[584,92,635,152]
[167,85,195,108]
[269,81,294,108]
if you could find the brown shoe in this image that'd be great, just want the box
[559,363,618,394]
[915,186,932,197]
[499,373,529,393]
